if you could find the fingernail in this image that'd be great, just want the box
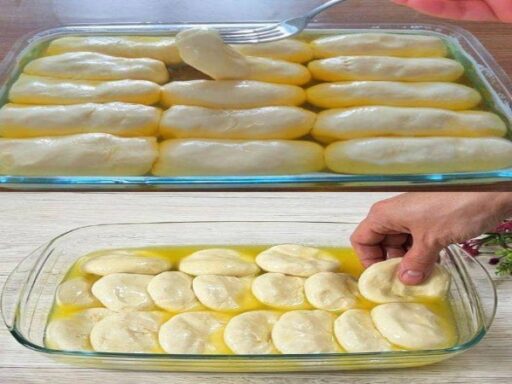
[400,270,424,284]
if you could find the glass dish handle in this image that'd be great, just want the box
[470,255,498,330]
[1,245,44,330]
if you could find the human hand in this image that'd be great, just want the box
[350,192,512,285]
[392,0,512,22]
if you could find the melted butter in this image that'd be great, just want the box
[48,245,458,353]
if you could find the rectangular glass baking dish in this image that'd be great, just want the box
[0,22,511,190]
[1,221,496,372]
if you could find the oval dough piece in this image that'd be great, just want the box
[161,80,306,109]
[246,56,311,85]
[313,106,507,142]
[90,311,167,353]
[159,105,315,140]
[24,52,169,84]
[46,36,181,64]
[308,56,463,82]
[159,311,229,354]
[45,308,112,351]
[224,310,281,354]
[0,103,161,138]
[251,273,307,309]
[304,272,360,311]
[147,271,199,312]
[256,244,340,277]
[91,273,155,311]
[306,81,481,110]
[325,137,512,175]
[56,277,100,308]
[176,28,250,80]
[371,303,456,349]
[153,139,325,176]
[82,249,171,276]
[192,275,255,311]
[9,74,161,105]
[272,310,340,353]
[233,39,314,63]
[178,248,259,276]
[358,258,450,303]
[311,33,447,58]
[0,133,157,176]
[334,309,394,352]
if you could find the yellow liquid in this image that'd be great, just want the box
[47,245,458,353]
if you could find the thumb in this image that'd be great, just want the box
[397,242,440,285]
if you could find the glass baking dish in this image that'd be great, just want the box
[1,221,496,372]
[0,22,511,190]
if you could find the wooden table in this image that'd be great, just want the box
[0,0,511,190]
[0,192,511,383]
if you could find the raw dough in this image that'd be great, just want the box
[251,272,307,309]
[90,311,167,353]
[256,244,340,277]
[82,249,172,276]
[158,311,229,354]
[178,248,259,276]
[233,39,313,63]
[304,272,360,311]
[334,309,394,352]
[224,310,281,354]
[153,139,325,176]
[56,277,100,308]
[45,308,112,351]
[371,303,455,350]
[271,310,340,353]
[147,271,199,312]
[91,273,155,311]
[192,275,255,311]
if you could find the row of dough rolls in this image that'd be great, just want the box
[46,245,456,355]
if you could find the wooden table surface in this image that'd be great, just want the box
[0,0,511,190]
[0,192,511,383]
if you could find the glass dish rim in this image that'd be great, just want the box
[2,220,497,360]
[0,21,511,188]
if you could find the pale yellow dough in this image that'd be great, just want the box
[9,74,161,105]
[46,36,181,64]
[0,103,161,138]
[233,39,314,63]
[179,248,259,277]
[192,275,256,312]
[81,249,172,275]
[325,137,512,174]
[311,33,448,58]
[304,272,360,312]
[245,56,311,85]
[148,271,200,312]
[307,81,481,110]
[161,80,306,109]
[56,277,100,308]
[153,139,325,176]
[308,56,463,82]
[313,106,507,142]
[358,258,450,303]
[0,133,158,176]
[24,52,169,84]
[159,105,315,140]
[251,272,308,309]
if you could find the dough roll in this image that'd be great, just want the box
[161,80,306,109]
[325,137,512,174]
[46,36,181,64]
[153,139,325,176]
[311,33,448,58]
[0,133,158,176]
[246,56,311,85]
[159,105,315,140]
[8,74,161,105]
[312,106,507,142]
[233,39,314,63]
[0,103,161,138]
[24,52,169,84]
[308,56,464,82]
[306,81,481,110]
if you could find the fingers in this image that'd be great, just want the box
[392,0,500,21]
[397,242,441,285]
